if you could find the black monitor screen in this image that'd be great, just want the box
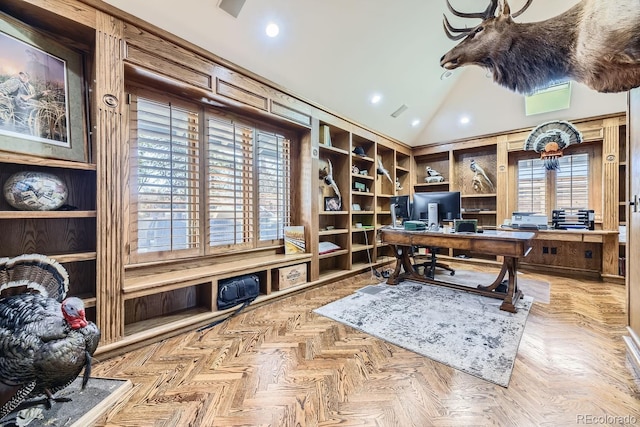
[411,191,461,224]
[390,195,411,223]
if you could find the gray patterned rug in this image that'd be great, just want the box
[314,280,534,387]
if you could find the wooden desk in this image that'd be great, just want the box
[379,228,535,312]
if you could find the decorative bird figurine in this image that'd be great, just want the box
[470,159,494,192]
[319,158,341,202]
[377,157,393,185]
[395,177,403,191]
[0,254,101,421]
[524,120,583,170]
[425,166,445,183]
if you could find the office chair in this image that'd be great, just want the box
[412,246,455,279]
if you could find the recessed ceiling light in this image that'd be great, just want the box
[370,94,382,104]
[459,115,470,124]
[265,22,280,37]
[411,119,420,127]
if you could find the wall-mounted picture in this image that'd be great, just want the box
[325,196,341,211]
[0,13,86,162]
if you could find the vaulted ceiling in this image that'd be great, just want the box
[101,0,627,146]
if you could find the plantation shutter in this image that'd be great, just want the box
[207,116,254,250]
[555,153,589,210]
[517,158,546,213]
[130,96,200,258]
[256,130,291,242]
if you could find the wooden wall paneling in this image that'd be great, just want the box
[602,118,621,230]
[94,11,126,343]
[122,22,216,79]
[297,124,318,281]
[2,0,97,35]
[496,136,509,225]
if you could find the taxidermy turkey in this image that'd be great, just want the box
[0,254,101,420]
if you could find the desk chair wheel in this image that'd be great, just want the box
[449,271,455,276]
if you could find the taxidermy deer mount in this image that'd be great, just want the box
[440,0,640,95]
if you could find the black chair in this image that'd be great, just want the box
[413,246,455,279]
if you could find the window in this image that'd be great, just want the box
[129,92,292,261]
[517,152,590,215]
[130,97,200,257]
[256,130,291,242]
[517,158,546,213]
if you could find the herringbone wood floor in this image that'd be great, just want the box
[92,264,640,426]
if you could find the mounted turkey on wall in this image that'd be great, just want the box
[440,0,640,94]
[0,254,101,421]
[524,120,583,170]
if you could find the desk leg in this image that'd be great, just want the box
[499,257,522,313]
[386,245,416,285]
[477,262,508,292]
[477,257,523,313]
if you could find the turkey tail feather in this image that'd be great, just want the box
[0,380,36,420]
[0,254,68,301]
[82,351,92,389]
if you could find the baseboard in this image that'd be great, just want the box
[623,326,640,379]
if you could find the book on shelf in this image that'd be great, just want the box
[284,226,306,254]
[319,125,332,146]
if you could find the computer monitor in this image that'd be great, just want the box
[411,191,462,226]
[390,195,411,227]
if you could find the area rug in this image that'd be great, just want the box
[314,281,534,387]
[433,269,551,304]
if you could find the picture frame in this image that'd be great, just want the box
[0,12,86,162]
[324,196,341,211]
[284,226,306,254]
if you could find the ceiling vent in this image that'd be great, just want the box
[390,104,408,118]
[218,0,246,18]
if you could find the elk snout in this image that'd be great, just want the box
[440,52,459,69]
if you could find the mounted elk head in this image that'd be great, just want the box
[440,0,640,94]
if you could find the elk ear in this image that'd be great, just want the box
[500,0,511,17]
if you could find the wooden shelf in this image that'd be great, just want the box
[319,249,349,259]
[0,153,96,170]
[51,251,97,263]
[351,243,374,252]
[319,228,349,235]
[319,144,349,156]
[0,210,97,219]
[320,210,348,215]
[461,193,496,198]
[415,182,450,188]
[352,173,374,180]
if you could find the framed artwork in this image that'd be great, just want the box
[324,196,341,211]
[284,226,306,254]
[0,13,86,162]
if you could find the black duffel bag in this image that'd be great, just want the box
[217,274,260,310]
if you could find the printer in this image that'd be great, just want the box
[510,212,548,230]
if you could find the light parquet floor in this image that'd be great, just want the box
[92,264,640,427]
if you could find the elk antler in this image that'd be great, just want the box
[443,0,533,40]
[445,0,499,20]
[511,0,533,18]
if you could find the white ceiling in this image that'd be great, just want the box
[101,0,627,146]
